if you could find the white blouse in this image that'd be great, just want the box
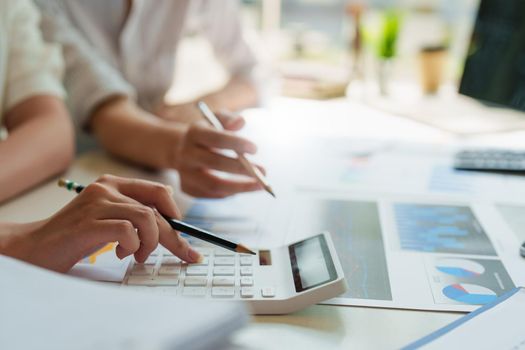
[0,0,64,133]
[35,0,258,127]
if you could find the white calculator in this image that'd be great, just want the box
[123,232,347,314]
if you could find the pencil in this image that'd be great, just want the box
[58,179,256,255]
[197,101,276,198]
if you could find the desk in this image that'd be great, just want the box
[1,98,523,349]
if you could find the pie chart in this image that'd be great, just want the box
[442,283,497,305]
[435,258,485,278]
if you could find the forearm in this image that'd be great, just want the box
[0,102,74,203]
[201,76,259,112]
[91,97,187,170]
[0,221,43,260]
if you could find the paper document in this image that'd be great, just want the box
[68,243,131,282]
[402,287,525,349]
[288,191,525,312]
[0,255,248,350]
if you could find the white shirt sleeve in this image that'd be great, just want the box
[4,0,65,112]
[34,0,136,128]
[199,0,259,80]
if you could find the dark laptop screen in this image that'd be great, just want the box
[459,0,525,111]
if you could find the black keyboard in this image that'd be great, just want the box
[454,149,525,173]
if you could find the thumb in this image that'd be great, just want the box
[217,110,245,131]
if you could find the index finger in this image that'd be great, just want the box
[97,175,180,219]
[190,124,257,154]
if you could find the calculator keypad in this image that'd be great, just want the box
[126,246,275,299]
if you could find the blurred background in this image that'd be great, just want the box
[168,0,479,107]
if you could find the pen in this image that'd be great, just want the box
[196,101,276,198]
[58,179,256,255]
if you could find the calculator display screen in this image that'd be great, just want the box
[289,234,337,292]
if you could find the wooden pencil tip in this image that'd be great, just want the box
[266,186,276,198]
[236,244,257,255]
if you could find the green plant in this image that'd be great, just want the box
[377,10,402,60]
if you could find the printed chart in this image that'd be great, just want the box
[394,204,496,256]
[426,257,515,306]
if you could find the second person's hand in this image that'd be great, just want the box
[175,112,265,198]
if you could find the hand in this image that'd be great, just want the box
[154,102,202,124]
[2,175,202,273]
[175,112,265,198]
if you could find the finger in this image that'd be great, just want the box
[92,219,141,259]
[154,210,202,263]
[181,170,263,198]
[97,175,181,219]
[216,110,245,131]
[98,203,159,262]
[190,148,255,176]
[188,124,257,154]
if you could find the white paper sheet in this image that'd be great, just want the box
[0,255,248,350]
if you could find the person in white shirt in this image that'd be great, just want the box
[0,0,73,203]
[36,0,266,198]
[0,0,201,273]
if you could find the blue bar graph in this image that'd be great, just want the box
[394,204,496,255]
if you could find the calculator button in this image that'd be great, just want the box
[212,276,235,286]
[131,264,154,276]
[152,276,179,286]
[182,287,207,297]
[158,265,181,276]
[214,257,235,266]
[240,257,253,266]
[261,287,275,298]
[140,256,157,265]
[188,257,209,266]
[241,287,255,298]
[185,266,208,276]
[150,248,162,256]
[213,267,235,276]
[162,256,181,265]
[194,248,212,256]
[214,249,235,256]
[211,287,235,298]
[127,276,155,286]
[240,267,253,276]
[240,277,253,286]
[184,277,208,286]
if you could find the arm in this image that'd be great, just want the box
[34,0,136,128]
[0,0,74,203]
[0,97,74,203]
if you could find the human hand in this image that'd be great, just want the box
[6,175,202,273]
[175,112,265,198]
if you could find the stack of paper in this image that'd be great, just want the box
[0,255,248,350]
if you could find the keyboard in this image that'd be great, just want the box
[124,246,272,299]
[454,149,525,173]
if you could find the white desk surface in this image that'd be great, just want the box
[1,97,524,349]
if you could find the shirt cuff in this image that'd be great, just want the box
[6,73,65,111]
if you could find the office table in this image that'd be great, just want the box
[1,97,523,349]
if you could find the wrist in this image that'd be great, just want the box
[157,121,189,170]
[0,220,46,261]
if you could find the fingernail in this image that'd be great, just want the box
[245,143,257,154]
[189,249,203,263]
[165,185,174,195]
